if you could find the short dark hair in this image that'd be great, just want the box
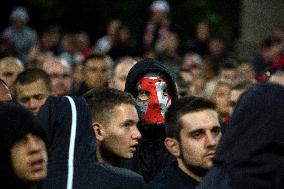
[14,68,52,92]
[165,96,216,140]
[84,87,136,125]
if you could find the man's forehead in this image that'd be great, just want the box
[16,80,49,96]
[179,109,220,131]
[48,69,71,75]
[0,63,22,72]
[109,103,139,122]
[142,72,164,78]
[47,63,70,73]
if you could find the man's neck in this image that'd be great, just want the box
[28,182,41,189]
[96,145,121,166]
[177,159,203,182]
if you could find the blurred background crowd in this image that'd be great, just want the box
[0,0,284,123]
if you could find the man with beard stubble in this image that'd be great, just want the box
[148,96,221,188]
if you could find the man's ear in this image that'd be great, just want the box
[164,137,180,157]
[92,122,104,141]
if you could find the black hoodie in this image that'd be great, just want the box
[123,59,178,183]
[38,96,145,189]
[197,83,284,189]
[0,102,47,189]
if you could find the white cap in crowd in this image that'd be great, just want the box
[150,0,170,13]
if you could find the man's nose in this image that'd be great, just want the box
[132,126,142,140]
[205,133,218,148]
[27,98,37,109]
[27,98,39,114]
[27,134,42,153]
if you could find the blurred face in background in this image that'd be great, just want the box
[107,19,121,36]
[220,68,239,86]
[211,83,231,118]
[83,58,109,88]
[12,19,25,29]
[209,38,225,57]
[238,62,255,83]
[40,29,60,50]
[15,79,50,115]
[111,57,135,91]
[196,22,209,41]
[0,57,23,88]
[42,58,72,96]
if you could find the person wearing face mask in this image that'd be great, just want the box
[123,58,178,183]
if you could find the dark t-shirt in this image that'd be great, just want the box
[147,161,199,189]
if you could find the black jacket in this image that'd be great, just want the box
[147,161,199,189]
[197,83,284,189]
[38,96,145,189]
[123,59,178,183]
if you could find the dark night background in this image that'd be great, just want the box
[0,0,240,49]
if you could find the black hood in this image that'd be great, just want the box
[37,96,96,189]
[38,96,96,165]
[0,102,47,153]
[197,83,284,189]
[216,83,284,165]
[124,58,178,101]
[0,102,47,189]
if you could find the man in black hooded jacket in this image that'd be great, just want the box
[0,102,48,189]
[123,58,178,182]
[196,83,284,189]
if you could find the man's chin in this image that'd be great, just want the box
[186,164,209,178]
[120,154,134,160]
[31,111,38,116]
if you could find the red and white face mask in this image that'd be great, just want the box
[136,73,171,124]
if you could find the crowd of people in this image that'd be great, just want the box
[0,1,284,188]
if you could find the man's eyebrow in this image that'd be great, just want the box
[188,125,221,133]
[189,128,204,133]
[20,96,30,99]
[123,119,138,124]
